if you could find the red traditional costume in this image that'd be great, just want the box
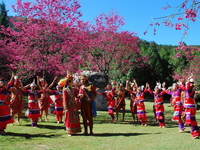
[0,80,14,132]
[10,82,24,118]
[129,89,148,125]
[130,92,138,122]
[24,89,42,127]
[37,76,57,122]
[49,89,63,123]
[39,89,53,111]
[165,86,185,131]
[75,87,81,110]
[99,87,116,122]
[115,89,125,112]
[63,86,81,135]
[183,82,200,138]
[115,85,126,121]
[148,89,165,127]
[79,83,97,134]
[10,89,24,115]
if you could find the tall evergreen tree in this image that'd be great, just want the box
[0,1,10,77]
[0,1,9,28]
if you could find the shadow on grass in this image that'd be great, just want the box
[5,132,63,139]
[23,124,65,130]
[38,124,65,130]
[80,132,162,137]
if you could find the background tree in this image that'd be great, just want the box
[0,1,11,78]
[173,44,200,81]
[136,41,174,86]
[1,0,86,80]
[81,10,146,81]
[144,0,200,88]
[0,1,9,28]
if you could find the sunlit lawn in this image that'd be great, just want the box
[1,99,200,150]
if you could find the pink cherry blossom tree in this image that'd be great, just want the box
[1,0,86,79]
[173,43,200,81]
[1,1,146,81]
[81,10,146,79]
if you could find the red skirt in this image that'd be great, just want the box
[65,103,81,134]
[0,104,14,130]
[40,95,53,111]
[10,97,24,114]
[185,108,197,126]
[28,102,41,119]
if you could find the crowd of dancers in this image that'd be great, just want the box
[0,73,97,136]
[124,75,200,139]
[0,73,200,139]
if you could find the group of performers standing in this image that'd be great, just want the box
[0,72,200,139]
[96,74,200,139]
[0,73,97,136]
[123,75,200,139]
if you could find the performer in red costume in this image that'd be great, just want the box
[23,81,42,127]
[0,74,14,135]
[10,76,24,124]
[182,75,200,139]
[146,82,166,128]
[63,75,81,136]
[78,75,97,135]
[115,83,126,121]
[165,83,185,133]
[37,76,57,122]
[97,83,116,123]
[125,79,138,123]
[49,85,63,124]
[127,81,148,126]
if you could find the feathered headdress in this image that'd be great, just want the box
[58,72,73,87]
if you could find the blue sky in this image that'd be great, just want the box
[3,0,200,46]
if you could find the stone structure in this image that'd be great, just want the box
[87,72,109,111]
[88,72,108,89]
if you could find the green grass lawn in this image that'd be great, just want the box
[1,99,200,150]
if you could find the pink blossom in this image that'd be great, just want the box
[175,23,182,30]
[177,17,183,20]
[181,2,186,9]
[185,9,197,18]
[176,53,181,58]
